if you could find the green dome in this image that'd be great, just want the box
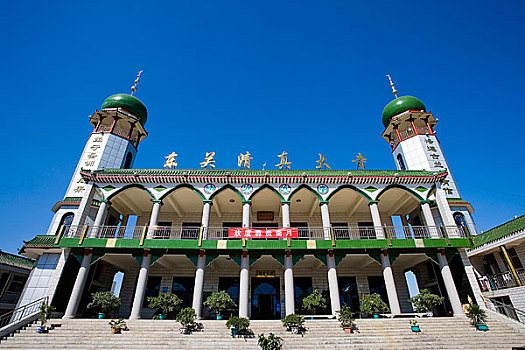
[101,94,148,125]
[381,96,426,127]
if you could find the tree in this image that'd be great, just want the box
[148,293,182,316]
[204,290,237,316]
[408,289,444,313]
[302,289,326,315]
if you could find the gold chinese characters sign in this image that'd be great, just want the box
[256,270,276,278]
[161,151,369,170]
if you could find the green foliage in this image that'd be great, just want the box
[360,293,390,315]
[336,306,356,328]
[176,307,197,328]
[204,290,237,315]
[108,318,127,330]
[281,314,305,329]
[302,289,326,315]
[257,333,282,350]
[466,303,487,325]
[39,300,56,327]
[86,291,121,315]
[408,289,444,312]
[147,293,182,315]
[226,316,250,331]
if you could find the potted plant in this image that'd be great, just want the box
[410,320,421,333]
[257,333,282,350]
[282,313,305,334]
[302,289,326,319]
[176,307,197,334]
[204,290,237,320]
[360,293,389,318]
[226,316,250,336]
[337,306,356,333]
[466,303,488,331]
[148,293,182,319]
[87,291,121,319]
[36,300,55,333]
[108,318,127,334]
[408,289,444,316]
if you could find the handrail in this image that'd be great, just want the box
[63,224,465,241]
[0,296,47,329]
[489,298,525,324]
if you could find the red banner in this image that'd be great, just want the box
[228,228,298,239]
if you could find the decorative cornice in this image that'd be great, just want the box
[80,169,448,185]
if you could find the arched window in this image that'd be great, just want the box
[453,212,467,227]
[397,154,407,171]
[57,212,74,234]
[123,152,133,169]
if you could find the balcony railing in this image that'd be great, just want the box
[63,224,466,241]
[479,268,525,291]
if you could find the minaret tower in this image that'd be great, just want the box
[380,76,477,233]
[48,71,148,233]
[381,76,460,197]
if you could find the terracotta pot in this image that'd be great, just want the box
[111,328,121,334]
[343,327,353,334]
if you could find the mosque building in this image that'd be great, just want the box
[16,76,485,320]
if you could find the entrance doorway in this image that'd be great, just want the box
[251,277,280,319]
[339,277,360,313]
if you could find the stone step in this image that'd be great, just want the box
[2,315,524,349]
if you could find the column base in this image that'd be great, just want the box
[61,315,75,319]
[128,315,142,320]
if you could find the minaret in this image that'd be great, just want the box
[380,77,479,234]
[380,76,460,198]
[48,72,148,233]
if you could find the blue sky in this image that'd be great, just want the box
[1,1,524,255]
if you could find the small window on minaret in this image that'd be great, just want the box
[123,152,133,169]
[397,154,406,171]
[453,212,467,228]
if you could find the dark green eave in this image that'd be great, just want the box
[52,197,101,212]
[87,168,444,177]
[0,251,35,270]
[472,214,525,247]
[57,237,471,250]
[101,94,147,126]
[21,235,57,250]
[382,96,426,127]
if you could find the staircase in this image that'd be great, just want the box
[1,315,524,349]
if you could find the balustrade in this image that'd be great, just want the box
[58,224,467,241]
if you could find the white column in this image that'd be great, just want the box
[437,250,464,317]
[147,200,162,237]
[91,200,109,237]
[282,202,290,228]
[149,201,162,226]
[369,201,385,239]
[192,251,206,319]
[242,201,251,228]
[239,252,250,318]
[380,250,401,314]
[201,201,212,239]
[130,251,151,319]
[458,248,486,308]
[420,201,440,238]
[284,252,295,316]
[435,183,457,237]
[327,252,341,315]
[63,250,92,319]
[320,202,331,240]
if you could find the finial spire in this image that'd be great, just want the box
[130,70,143,95]
[386,74,398,99]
